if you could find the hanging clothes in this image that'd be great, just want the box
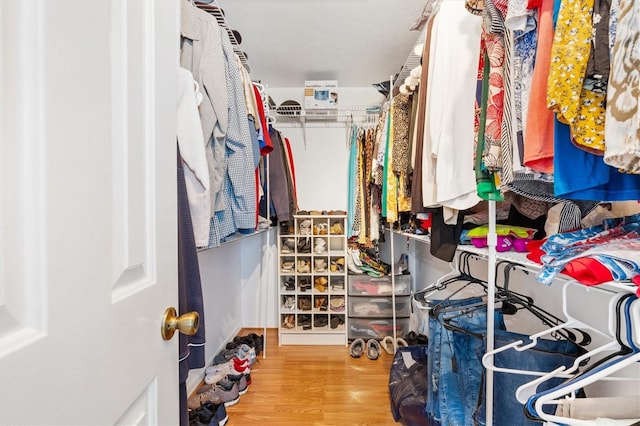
[522,0,556,174]
[180,0,228,212]
[604,0,640,173]
[177,145,206,426]
[423,0,483,223]
[547,0,607,154]
[177,67,211,247]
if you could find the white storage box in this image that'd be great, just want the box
[348,295,411,318]
[348,274,411,296]
[348,317,410,340]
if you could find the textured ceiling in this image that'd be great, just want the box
[215,0,428,88]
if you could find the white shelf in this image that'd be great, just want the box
[278,215,348,345]
[394,230,637,293]
[273,104,381,128]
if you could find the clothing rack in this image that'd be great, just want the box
[194,0,251,72]
[193,0,275,358]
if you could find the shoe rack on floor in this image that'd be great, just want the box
[278,213,348,345]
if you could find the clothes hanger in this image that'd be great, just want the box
[435,260,564,327]
[528,295,640,425]
[413,251,465,303]
[514,291,631,404]
[524,293,637,421]
[426,252,490,313]
[496,261,591,346]
[482,280,618,378]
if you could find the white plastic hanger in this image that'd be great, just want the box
[482,280,617,378]
[515,292,635,404]
[531,297,640,425]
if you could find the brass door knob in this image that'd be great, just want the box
[161,307,199,340]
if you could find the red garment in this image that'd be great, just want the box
[283,137,298,211]
[632,275,640,297]
[562,258,614,286]
[525,239,547,263]
[528,0,542,8]
[252,84,273,155]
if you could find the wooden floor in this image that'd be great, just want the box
[221,328,396,426]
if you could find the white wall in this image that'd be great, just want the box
[269,86,384,211]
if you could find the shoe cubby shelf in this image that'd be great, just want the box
[278,214,348,346]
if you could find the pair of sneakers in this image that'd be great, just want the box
[212,344,256,366]
[205,358,250,384]
[189,401,228,426]
[188,379,240,409]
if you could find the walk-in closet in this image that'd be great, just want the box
[1,0,640,425]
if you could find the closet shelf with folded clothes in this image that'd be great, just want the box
[393,229,639,295]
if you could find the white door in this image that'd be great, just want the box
[0,1,181,424]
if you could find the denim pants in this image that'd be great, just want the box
[426,299,505,426]
[475,329,584,426]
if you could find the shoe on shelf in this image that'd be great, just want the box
[282,314,295,329]
[297,237,311,253]
[313,223,328,235]
[329,296,345,311]
[281,261,294,273]
[331,279,345,291]
[330,221,344,234]
[298,297,312,311]
[314,238,327,254]
[299,219,312,235]
[314,315,328,328]
[299,277,312,292]
[283,277,296,291]
[349,338,366,358]
[314,258,327,273]
[297,260,311,273]
[314,276,328,292]
[314,296,327,311]
[366,339,381,360]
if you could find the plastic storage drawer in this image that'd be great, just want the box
[348,317,410,340]
[348,295,411,318]
[348,274,411,296]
